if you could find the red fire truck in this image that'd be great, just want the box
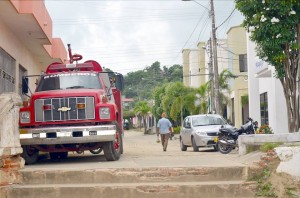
[19,45,124,164]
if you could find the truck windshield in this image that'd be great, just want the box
[36,73,102,92]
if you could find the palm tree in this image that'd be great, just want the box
[133,101,151,134]
[217,69,234,116]
[195,82,209,114]
[161,82,187,124]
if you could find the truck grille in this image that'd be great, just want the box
[35,97,95,122]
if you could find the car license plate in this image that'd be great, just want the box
[214,137,218,143]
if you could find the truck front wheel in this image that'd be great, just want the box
[103,123,122,161]
[21,146,39,165]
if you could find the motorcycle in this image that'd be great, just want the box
[215,117,258,154]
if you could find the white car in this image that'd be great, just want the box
[180,114,231,152]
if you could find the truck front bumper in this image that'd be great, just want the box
[20,125,116,145]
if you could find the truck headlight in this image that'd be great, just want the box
[20,112,30,123]
[100,107,110,119]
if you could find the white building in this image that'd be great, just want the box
[189,49,201,88]
[247,35,289,133]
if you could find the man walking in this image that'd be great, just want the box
[156,112,173,151]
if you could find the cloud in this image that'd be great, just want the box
[45,0,243,75]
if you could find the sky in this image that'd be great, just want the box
[45,0,244,75]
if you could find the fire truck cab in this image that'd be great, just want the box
[19,45,124,164]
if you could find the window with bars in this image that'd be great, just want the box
[239,54,248,72]
[19,65,27,101]
[260,92,269,125]
[0,48,16,94]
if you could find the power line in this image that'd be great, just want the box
[195,16,210,46]
[216,8,236,30]
[171,12,209,64]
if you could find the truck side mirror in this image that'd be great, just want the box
[115,74,124,91]
[22,77,29,94]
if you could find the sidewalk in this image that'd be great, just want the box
[23,130,262,171]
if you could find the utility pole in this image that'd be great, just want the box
[208,38,215,113]
[210,0,220,114]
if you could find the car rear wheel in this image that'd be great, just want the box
[180,137,187,151]
[192,136,199,152]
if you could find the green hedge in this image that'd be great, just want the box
[173,126,181,134]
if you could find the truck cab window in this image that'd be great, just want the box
[36,73,102,92]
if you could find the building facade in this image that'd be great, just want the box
[182,26,248,127]
[0,0,67,99]
[226,26,248,127]
[247,35,289,133]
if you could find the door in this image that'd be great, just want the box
[181,117,193,146]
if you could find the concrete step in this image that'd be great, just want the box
[7,181,256,198]
[20,166,249,185]
[6,166,256,198]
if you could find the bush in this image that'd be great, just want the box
[260,143,282,152]
[257,125,273,134]
[173,126,181,134]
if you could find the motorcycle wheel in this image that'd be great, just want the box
[218,136,233,154]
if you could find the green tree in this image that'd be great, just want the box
[195,82,209,114]
[133,101,151,134]
[161,82,184,123]
[218,69,234,116]
[123,62,183,101]
[160,82,192,125]
[235,0,300,132]
[152,84,167,119]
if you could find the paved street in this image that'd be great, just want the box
[23,130,262,171]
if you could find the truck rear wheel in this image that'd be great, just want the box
[103,122,122,161]
[21,146,39,165]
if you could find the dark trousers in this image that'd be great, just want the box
[160,133,170,151]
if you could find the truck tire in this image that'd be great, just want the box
[114,121,124,154]
[50,152,68,160]
[21,146,39,165]
[103,122,122,161]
